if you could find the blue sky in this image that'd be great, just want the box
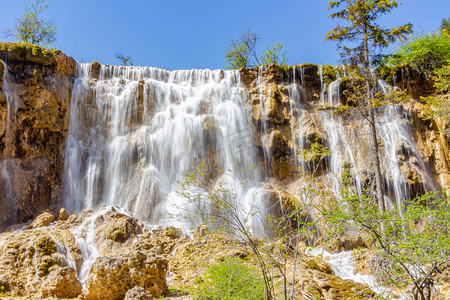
[1,0,449,69]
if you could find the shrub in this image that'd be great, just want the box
[193,257,265,300]
[387,31,450,75]
[433,61,450,93]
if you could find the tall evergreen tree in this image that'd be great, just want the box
[325,0,412,212]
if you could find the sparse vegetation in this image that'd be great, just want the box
[225,29,288,69]
[193,257,265,300]
[318,187,450,300]
[115,52,133,66]
[4,0,57,47]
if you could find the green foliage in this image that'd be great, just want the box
[326,0,412,67]
[0,285,6,296]
[318,188,450,299]
[193,257,265,300]
[225,29,260,69]
[4,0,57,47]
[0,41,53,62]
[441,17,450,33]
[260,42,287,66]
[321,64,338,86]
[177,161,289,300]
[433,61,450,93]
[115,52,133,66]
[387,31,450,75]
[225,30,288,69]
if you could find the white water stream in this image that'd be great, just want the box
[63,64,271,236]
[0,61,439,288]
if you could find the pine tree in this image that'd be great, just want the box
[325,0,412,212]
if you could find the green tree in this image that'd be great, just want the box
[5,0,57,47]
[115,52,133,66]
[441,17,450,33]
[176,162,288,300]
[318,189,450,300]
[225,30,288,69]
[193,257,265,300]
[387,31,450,75]
[260,42,288,66]
[225,29,260,69]
[325,0,412,213]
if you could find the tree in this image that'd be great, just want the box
[4,0,56,47]
[225,29,260,69]
[115,52,133,66]
[387,31,450,75]
[225,30,289,69]
[192,257,265,300]
[175,162,288,300]
[441,17,450,33]
[318,187,450,300]
[260,42,288,66]
[325,0,412,213]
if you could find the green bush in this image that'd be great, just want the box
[193,257,265,300]
[387,31,450,75]
[433,61,450,93]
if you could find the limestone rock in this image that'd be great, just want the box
[0,42,75,231]
[41,266,82,298]
[57,208,69,221]
[30,211,55,229]
[94,210,143,255]
[85,250,167,300]
[124,286,153,300]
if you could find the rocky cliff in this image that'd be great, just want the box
[1,43,448,232]
[0,42,76,231]
[0,42,449,299]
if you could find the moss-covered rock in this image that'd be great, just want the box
[0,41,53,65]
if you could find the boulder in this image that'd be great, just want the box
[41,266,82,298]
[124,286,153,300]
[29,211,55,229]
[85,250,167,300]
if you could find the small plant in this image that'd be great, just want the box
[115,52,133,66]
[4,0,57,47]
[260,42,287,66]
[193,257,265,300]
[0,285,7,296]
[225,29,260,69]
[225,29,288,69]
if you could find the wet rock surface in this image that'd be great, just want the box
[0,208,382,299]
[0,42,76,231]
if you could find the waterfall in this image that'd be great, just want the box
[257,65,271,175]
[63,63,269,235]
[321,75,364,199]
[1,60,18,157]
[376,80,436,209]
[318,72,434,208]
[0,61,19,226]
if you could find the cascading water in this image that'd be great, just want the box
[287,66,305,167]
[0,60,19,225]
[320,72,364,199]
[376,80,435,208]
[63,63,271,236]
[257,65,271,175]
[318,70,434,208]
[1,59,441,292]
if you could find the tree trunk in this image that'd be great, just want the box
[362,13,385,212]
[368,108,386,212]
